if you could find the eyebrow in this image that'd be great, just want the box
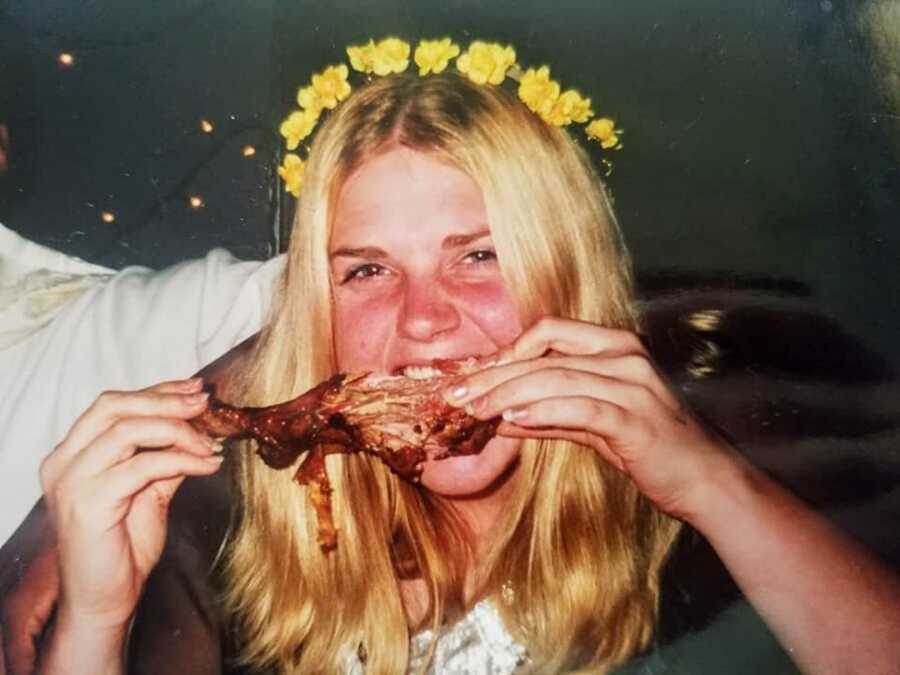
[329,228,491,259]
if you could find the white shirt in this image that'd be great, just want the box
[343,600,528,675]
[0,224,283,544]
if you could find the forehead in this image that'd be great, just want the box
[330,146,487,246]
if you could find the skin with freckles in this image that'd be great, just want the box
[329,146,524,506]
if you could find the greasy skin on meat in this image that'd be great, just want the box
[191,360,500,550]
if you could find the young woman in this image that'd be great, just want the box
[36,72,900,674]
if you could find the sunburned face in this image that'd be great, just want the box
[329,146,523,498]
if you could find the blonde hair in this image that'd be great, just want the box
[222,72,681,674]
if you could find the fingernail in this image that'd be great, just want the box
[502,408,527,422]
[204,454,224,464]
[186,392,210,405]
[208,439,224,454]
[443,385,468,404]
[464,402,475,416]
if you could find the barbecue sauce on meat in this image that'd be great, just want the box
[191,364,499,550]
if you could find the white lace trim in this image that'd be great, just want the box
[344,600,529,674]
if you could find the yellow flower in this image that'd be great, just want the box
[372,37,410,75]
[278,153,305,197]
[348,38,410,75]
[414,38,460,75]
[311,64,351,109]
[279,109,319,150]
[456,41,516,85]
[518,66,560,117]
[543,89,593,126]
[347,40,377,73]
[586,117,623,149]
[296,84,323,114]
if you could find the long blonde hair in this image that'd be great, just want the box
[222,72,681,674]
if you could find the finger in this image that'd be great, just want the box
[446,353,679,412]
[52,451,223,538]
[495,399,630,472]
[47,389,210,476]
[462,367,660,422]
[577,354,681,411]
[48,418,216,491]
[141,377,204,395]
[145,474,189,505]
[94,450,223,509]
[502,317,646,362]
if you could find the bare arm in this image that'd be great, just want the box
[34,380,223,675]
[1,342,250,675]
[451,317,900,674]
[685,451,900,675]
[37,617,127,675]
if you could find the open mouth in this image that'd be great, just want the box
[398,364,447,380]
[392,355,482,379]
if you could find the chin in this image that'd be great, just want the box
[418,436,522,497]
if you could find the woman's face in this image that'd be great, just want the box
[329,146,524,497]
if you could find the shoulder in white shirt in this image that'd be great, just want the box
[0,223,283,544]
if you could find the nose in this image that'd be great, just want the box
[398,278,460,342]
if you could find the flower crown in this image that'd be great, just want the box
[278,37,623,197]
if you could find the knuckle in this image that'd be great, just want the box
[620,331,644,352]
[535,316,558,331]
[532,316,552,332]
[38,454,57,493]
[95,389,125,411]
[524,316,556,344]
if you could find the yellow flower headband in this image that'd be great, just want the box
[278,37,623,197]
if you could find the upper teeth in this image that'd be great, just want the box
[402,365,444,380]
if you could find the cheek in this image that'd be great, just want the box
[333,291,397,370]
[456,280,523,347]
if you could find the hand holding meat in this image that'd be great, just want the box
[443,317,734,522]
[37,379,223,642]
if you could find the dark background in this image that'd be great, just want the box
[3,0,899,367]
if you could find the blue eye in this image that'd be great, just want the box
[342,263,388,283]
[461,248,497,264]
